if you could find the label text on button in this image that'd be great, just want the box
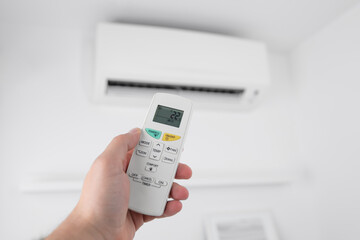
[141,176,153,182]
[165,145,178,154]
[139,139,151,147]
[128,173,140,179]
[146,128,162,139]
[162,156,175,164]
[162,133,181,141]
[155,179,168,186]
[136,149,148,157]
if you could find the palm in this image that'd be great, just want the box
[47,130,192,240]
[78,131,191,240]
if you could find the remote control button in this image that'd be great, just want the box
[128,172,141,179]
[141,176,153,182]
[139,139,151,147]
[145,165,157,172]
[162,155,176,164]
[165,145,178,154]
[146,128,162,139]
[162,133,181,141]
[149,142,164,160]
[136,148,148,157]
[150,153,161,161]
[155,179,168,186]
[153,142,164,151]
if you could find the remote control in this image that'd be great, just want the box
[127,93,193,216]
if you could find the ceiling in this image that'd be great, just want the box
[0,0,359,52]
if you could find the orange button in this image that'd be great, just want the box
[162,133,181,141]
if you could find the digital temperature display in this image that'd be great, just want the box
[153,105,184,128]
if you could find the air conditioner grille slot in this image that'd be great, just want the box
[107,80,245,95]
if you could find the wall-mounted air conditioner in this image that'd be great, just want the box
[94,23,270,110]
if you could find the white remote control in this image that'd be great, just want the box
[127,93,193,216]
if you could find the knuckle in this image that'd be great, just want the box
[113,134,126,143]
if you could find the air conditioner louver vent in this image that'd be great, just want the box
[107,80,245,96]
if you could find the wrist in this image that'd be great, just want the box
[46,207,108,240]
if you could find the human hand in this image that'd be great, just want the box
[47,128,192,240]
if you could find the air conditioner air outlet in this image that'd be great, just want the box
[107,80,245,96]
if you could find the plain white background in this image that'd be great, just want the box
[1,1,360,239]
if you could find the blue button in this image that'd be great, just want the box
[145,128,162,139]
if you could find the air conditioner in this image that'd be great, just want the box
[94,23,270,110]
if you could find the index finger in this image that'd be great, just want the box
[175,163,192,179]
[98,128,141,170]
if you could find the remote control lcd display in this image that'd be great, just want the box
[153,105,184,128]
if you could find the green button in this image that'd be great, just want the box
[145,128,162,139]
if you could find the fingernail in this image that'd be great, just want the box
[129,128,140,134]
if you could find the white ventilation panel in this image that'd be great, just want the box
[94,23,271,110]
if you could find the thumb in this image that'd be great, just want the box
[99,128,141,170]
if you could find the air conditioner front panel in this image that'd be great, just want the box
[94,23,270,110]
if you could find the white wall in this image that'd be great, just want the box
[0,22,313,240]
[291,3,360,240]
[4,2,360,237]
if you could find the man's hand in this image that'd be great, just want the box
[47,128,192,240]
